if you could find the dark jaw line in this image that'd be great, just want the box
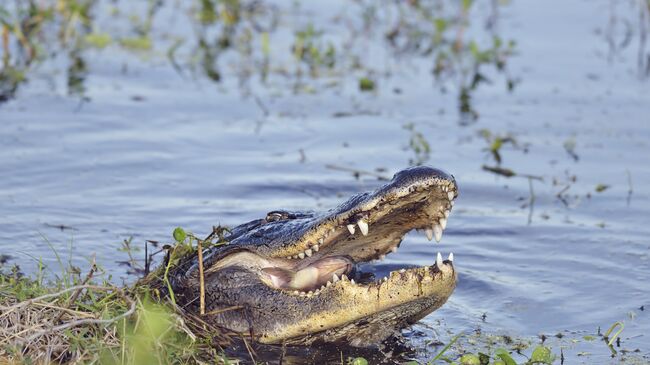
[263,223,456,295]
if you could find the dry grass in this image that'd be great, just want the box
[0,284,133,363]
[0,243,234,364]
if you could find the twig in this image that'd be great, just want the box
[197,239,206,316]
[527,177,536,225]
[626,169,633,206]
[0,285,115,313]
[52,257,97,323]
[556,185,571,207]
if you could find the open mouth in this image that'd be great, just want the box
[207,167,458,297]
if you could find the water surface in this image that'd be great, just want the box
[1,0,649,363]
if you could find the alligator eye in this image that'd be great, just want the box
[266,211,290,222]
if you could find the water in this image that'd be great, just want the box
[1,0,649,363]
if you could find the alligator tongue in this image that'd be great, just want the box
[262,256,352,291]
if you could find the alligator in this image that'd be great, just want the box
[163,166,458,347]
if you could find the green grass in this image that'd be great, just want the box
[0,229,232,364]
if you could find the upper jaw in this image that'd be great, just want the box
[270,166,458,263]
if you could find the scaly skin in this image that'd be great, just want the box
[166,166,459,347]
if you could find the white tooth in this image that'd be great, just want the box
[433,224,443,242]
[448,252,454,262]
[425,228,434,241]
[439,217,447,230]
[298,252,305,259]
[447,191,455,200]
[313,244,319,252]
[318,238,324,244]
[332,274,339,282]
[450,200,455,207]
[287,256,292,260]
[299,292,306,296]
[350,279,355,284]
[305,249,312,257]
[347,224,356,234]
[379,254,386,261]
[443,186,448,192]
[342,274,348,281]
[383,277,388,281]
[293,290,300,295]
[390,246,398,253]
[326,281,332,286]
[293,255,299,259]
[314,289,320,294]
[320,285,326,290]
[399,269,406,273]
[357,219,369,236]
[436,252,443,267]
[444,210,450,218]
[307,291,313,296]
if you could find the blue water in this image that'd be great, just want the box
[1,0,649,363]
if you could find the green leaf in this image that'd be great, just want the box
[595,184,609,193]
[351,357,368,365]
[494,349,516,365]
[359,77,375,91]
[459,354,481,365]
[120,36,152,51]
[529,346,553,364]
[172,227,187,243]
[84,32,112,49]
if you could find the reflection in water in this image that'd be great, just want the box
[0,0,516,122]
[604,0,650,77]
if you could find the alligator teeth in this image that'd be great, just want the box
[298,252,305,259]
[286,256,292,260]
[447,191,455,201]
[443,185,449,192]
[425,228,434,241]
[450,200,455,207]
[342,274,348,281]
[312,244,319,252]
[293,290,299,295]
[357,219,369,236]
[448,252,454,262]
[305,249,313,257]
[444,210,450,218]
[320,285,326,290]
[433,224,443,242]
[293,255,299,259]
[332,274,339,283]
[350,279,355,284]
[439,217,447,230]
[436,252,443,267]
[399,269,406,273]
[326,281,332,287]
[383,276,388,281]
[347,224,356,234]
[379,254,386,261]
[390,246,398,253]
[318,238,324,244]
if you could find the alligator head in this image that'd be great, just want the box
[169,166,458,347]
